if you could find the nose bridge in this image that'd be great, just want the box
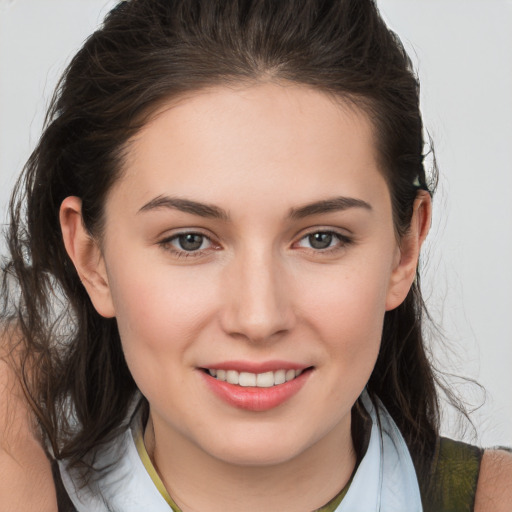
[221,243,294,342]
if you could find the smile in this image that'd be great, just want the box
[207,368,304,388]
[201,366,313,411]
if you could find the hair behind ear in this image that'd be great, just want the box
[369,278,439,484]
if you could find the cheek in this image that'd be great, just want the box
[294,255,392,380]
[298,257,391,335]
[108,258,216,336]
[104,259,219,386]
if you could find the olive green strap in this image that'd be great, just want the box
[422,437,483,512]
[314,475,352,512]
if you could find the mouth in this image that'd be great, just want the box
[203,368,307,388]
[200,365,313,411]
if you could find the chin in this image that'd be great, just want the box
[213,446,303,468]
[200,427,320,468]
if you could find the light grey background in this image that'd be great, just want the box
[1,0,511,446]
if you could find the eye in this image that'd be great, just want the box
[159,232,216,256]
[174,233,209,251]
[295,230,351,251]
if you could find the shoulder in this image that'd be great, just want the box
[0,439,58,512]
[474,448,512,512]
[420,437,482,512]
[0,332,58,512]
[424,438,512,512]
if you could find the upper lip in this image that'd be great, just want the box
[199,360,311,373]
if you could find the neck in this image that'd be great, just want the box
[144,412,356,512]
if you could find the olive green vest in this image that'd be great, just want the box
[420,437,483,512]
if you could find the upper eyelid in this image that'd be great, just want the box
[296,231,350,243]
[158,231,216,248]
[293,226,352,241]
[158,228,216,242]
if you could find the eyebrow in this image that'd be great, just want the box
[138,195,229,220]
[288,196,372,219]
[138,194,372,220]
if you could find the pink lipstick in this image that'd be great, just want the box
[199,362,312,412]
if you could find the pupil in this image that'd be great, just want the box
[309,232,332,249]
[179,234,203,251]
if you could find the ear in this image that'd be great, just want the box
[60,197,115,318]
[385,190,432,311]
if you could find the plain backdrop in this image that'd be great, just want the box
[0,0,511,447]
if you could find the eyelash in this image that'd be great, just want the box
[158,229,353,258]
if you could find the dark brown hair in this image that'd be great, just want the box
[2,0,449,485]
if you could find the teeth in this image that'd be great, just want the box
[274,369,286,385]
[256,371,274,388]
[285,369,296,382]
[208,368,306,387]
[239,372,256,387]
[226,370,239,385]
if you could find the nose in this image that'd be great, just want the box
[219,247,296,343]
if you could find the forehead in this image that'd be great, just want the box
[111,83,388,215]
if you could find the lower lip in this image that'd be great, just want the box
[200,369,312,412]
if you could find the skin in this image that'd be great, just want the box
[61,82,429,511]
[0,331,57,512]
[474,450,512,511]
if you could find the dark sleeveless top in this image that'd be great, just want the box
[421,437,483,512]
[53,436,483,512]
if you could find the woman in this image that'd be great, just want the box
[1,0,511,510]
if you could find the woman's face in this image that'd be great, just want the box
[81,83,413,466]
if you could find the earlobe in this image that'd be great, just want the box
[385,190,432,311]
[59,197,115,318]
